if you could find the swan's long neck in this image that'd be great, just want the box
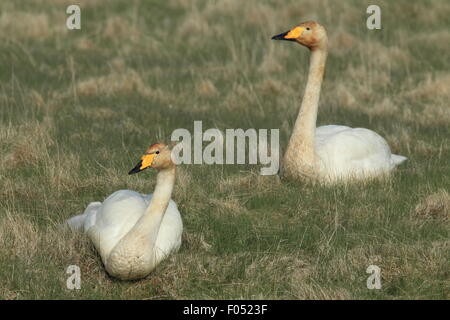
[283,47,327,179]
[130,167,175,242]
[105,167,176,279]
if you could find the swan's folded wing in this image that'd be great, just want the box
[315,126,396,179]
[154,200,183,258]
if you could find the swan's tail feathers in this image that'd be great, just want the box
[67,214,86,231]
[67,201,102,232]
[392,154,407,166]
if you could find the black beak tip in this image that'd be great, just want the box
[271,31,287,40]
[128,168,139,175]
[128,161,143,175]
[271,31,296,42]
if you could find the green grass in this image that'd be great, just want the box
[0,0,449,299]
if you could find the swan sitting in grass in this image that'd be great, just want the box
[67,143,182,280]
[272,21,407,182]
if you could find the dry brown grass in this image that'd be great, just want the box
[76,70,152,98]
[0,0,448,300]
[0,211,104,299]
[0,119,54,170]
[195,79,219,98]
[0,12,54,40]
[415,190,450,220]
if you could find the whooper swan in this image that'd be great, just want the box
[67,143,182,280]
[272,21,407,183]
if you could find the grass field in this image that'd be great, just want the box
[0,0,449,299]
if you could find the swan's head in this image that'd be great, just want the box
[128,142,174,174]
[271,21,327,50]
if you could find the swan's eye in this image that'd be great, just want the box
[306,27,310,30]
[155,151,160,154]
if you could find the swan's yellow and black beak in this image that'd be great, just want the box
[128,154,156,175]
[271,26,304,41]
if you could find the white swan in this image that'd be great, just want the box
[272,21,407,182]
[67,143,182,280]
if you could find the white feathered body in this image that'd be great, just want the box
[67,190,183,275]
[314,125,407,182]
